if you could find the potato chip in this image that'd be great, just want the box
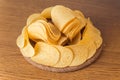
[66,24,81,41]
[82,18,102,49]
[39,20,61,41]
[18,26,35,57]
[16,34,25,48]
[74,10,85,18]
[48,23,61,40]
[63,17,85,41]
[16,26,28,48]
[94,35,103,49]
[67,45,88,66]
[53,45,73,67]
[87,42,96,59]
[51,5,75,31]
[27,20,48,42]
[31,42,60,66]
[78,40,96,59]
[84,18,101,35]
[41,7,53,19]
[20,42,35,57]
[27,13,47,26]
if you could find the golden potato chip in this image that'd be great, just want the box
[16,26,28,48]
[87,42,96,59]
[39,20,61,41]
[51,5,75,31]
[31,42,60,66]
[74,10,87,30]
[94,35,103,49]
[83,35,102,49]
[63,18,85,41]
[27,13,47,26]
[63,18,79,34]
[54,46,73,67]
[16,34,25,48]
[67,24,81,41]
[20,42,35,57]
[27,20,48,42]
[82,18,102,49]
[18,26,35,57]
[78,40,96,59]
[48,23,61,40]
[74,10,85,18]
[41,7,53,18]
[83,18,101,36]
[67,45,88,66]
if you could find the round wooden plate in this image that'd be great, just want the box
[24,45,103,72]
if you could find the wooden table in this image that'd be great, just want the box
[0,0,120,80]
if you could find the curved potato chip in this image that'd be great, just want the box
[78,40,96,59]
[63,18,85,41]
[31,42,60,66]
[94,35,103,49]
[39,20,61,41]
[41,7,53,18]
[67,45,88,66]
[16,26,28,48]
[67,24,81,41]
[51,5,75,31]
[74,10,85,18]
[83,18,101,36]
[63,18,79,34]
[82,18,102,49]
[48,22,61,40]
[20,42,35,57]
[27,13,47,26]
[16,34,25,48]
[54,46,73,67]
[27,20,48,42]
[19,26,35,57]
[78,18,102,58]
[87,42,96,59]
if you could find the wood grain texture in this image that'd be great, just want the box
[0,0,120,80]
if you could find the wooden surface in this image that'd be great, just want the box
[0,0,120,80]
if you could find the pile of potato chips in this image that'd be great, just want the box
[16,5,103,68]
